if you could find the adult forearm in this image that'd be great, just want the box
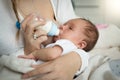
[22,51,82,80]
[64,52,82,75]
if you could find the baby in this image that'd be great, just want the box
[20,18,99,61]
[0,18,99,80]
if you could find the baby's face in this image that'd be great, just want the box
[54,19,88,45]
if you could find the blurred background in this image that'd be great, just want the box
[72,0,120,28]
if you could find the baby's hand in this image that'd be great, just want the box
[18,54,35,60]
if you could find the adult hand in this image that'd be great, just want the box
[21,13,48,54]
[22,52,81,80]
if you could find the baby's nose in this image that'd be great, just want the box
[59,29,63,35]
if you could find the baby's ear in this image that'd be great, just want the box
[77,41,87,49]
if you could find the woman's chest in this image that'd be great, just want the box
[36,0,55,19]
[19,0,55,21]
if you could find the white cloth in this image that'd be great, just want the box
[0,55,36,73]
[75,55,120,80]
[0,49,36,80]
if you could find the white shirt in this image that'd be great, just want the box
[46,39,78,54]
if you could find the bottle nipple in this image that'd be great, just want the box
[47,21,60,36]
[35,21,60,36]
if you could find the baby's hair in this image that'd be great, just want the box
[79,18,99,52]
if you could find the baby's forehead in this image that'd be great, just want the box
[69,18,88,24]
[74,19,89,27]
[65,19,90,29]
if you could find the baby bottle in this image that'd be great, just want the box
[36,20,60,36]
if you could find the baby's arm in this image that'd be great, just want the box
[34,45,62,61]
[19,45,63,61]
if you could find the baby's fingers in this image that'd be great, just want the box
[18,55,35,60]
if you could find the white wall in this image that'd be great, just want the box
[73,0,105,24]
[72,0,120,28]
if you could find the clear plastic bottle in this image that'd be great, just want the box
[35,20,60,36]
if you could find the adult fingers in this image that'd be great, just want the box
[18,54,35,60]
[34,29,47,38]
[22,62,53,79]
[23,17,47,41]
[31,61,50,68]
[33,72,58,80]
[24,20,42,36]
[23,19,47,41]
[21,13,46,33]
[32,29,48,45]
[35,36,48,44]
[21,13,34,31]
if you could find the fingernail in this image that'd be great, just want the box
[34,17,39,21]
